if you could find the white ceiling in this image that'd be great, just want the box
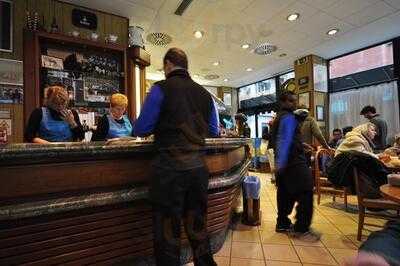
[64,0,400,87]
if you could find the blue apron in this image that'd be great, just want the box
[38,107,73,142]
[106,114,133,139]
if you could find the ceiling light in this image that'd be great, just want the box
[223,78,229,82]
[327,28,339,35]
[213,61,220,66]
[193,30,204,39]
[279,53,287,57]
[241,43,250,49]
[246,68,253,72]
[287,13,299,21]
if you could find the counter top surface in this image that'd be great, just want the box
[0,138,250,165]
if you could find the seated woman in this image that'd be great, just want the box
[327,123,388,199]
[92,93,133,141]
[25,85,84,144]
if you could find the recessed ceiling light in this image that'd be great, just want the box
[279,53,287,57]
[287,13,299,21]
[327,28,339,35]
[241,43,250,49]
[223,78,229,82]
[246,68,253,72]
[213,61,220,66]
[193,30,204,39]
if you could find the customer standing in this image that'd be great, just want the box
[133,48,218,266]
[360,105,388,150]
[269,91,320,242]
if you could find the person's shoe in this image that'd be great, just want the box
[290,229,322,242]
[275,223,293,233]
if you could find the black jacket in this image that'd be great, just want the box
[153,69,213,170]
[327,151,388,197]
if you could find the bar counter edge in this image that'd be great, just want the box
[0,138,251,266]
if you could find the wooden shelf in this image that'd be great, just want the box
[33,30,127,52]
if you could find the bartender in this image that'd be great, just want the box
[91,93,133,141]
[25,85,84,143]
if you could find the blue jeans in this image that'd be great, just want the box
[360,220,400,265]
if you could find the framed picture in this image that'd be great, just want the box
[0,59,23,85]
[316,105,324,121]
[298,92,310,109]
[0,0,13,52]
[41,55,64,70]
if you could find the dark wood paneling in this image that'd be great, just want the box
[0,147,245,200]
[0,0,128,61]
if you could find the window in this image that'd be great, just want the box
[278,71,294,87]
[330,43,393,79]
[238,78,276,108]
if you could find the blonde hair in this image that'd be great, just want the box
[110,93,128,107]
[44,85,69,108]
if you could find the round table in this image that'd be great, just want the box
[380,184,400,204]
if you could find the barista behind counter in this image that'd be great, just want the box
[91,93,133,141]
[25,86,85,144]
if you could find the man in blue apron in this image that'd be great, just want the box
[134,48,219,266]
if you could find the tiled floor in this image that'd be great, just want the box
[188,172,387,266]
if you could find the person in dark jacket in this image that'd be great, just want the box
[25,85,84,143]
[133,48,218,266]
[360,106,388,150]
[91,93,133,141]
[269,91,320,242]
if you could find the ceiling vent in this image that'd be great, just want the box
[174,0,194,16]
[254,43,277,55]
[146,33,172,46]
[204,74,220,80]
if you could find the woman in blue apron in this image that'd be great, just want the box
[92,93,133,141]
[25,86,84,144]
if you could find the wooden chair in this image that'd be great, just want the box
[353,167,400,241]
[314,148,348,210]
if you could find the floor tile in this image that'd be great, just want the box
[233,230,261,242]
[294,246,337,265]
[230,258,266,266]
[325,215,357,225]
[290,237,324,247]
[214,256,230,266]
[262,244,300,262]
[328,248,357,265]
[259,220,276,231]
[334,224,359,235]
[234,222,259,231]
[231,242,264,259]
[260,231,291,245]
[320,234,357,249]
[215,238,231,257]
[265,261,301,266]
[312,223,342,234]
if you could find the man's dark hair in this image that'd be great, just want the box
[333,128,342,134]
[360,105,376,115]
[342,126,353,136]
[279,90,296,102]
[163,48,188,69]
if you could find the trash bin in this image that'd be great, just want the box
[242,176,261,226]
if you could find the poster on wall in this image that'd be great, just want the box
[0,59,23,85]
[0,109,11,136]
[0,84,23,104]
[298,92,310,109]
[313,63,328,92]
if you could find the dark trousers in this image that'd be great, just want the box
[276,167,314,233]
[360,221,400,265]
[150,163,216,266]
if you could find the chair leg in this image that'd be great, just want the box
[357,206,365,241]
[333,195,336,202]
[344,190,348,212]
[317,192,321,205]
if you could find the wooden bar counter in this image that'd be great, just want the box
[0,138,250,265]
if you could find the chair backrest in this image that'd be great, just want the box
[314,148,334,179]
